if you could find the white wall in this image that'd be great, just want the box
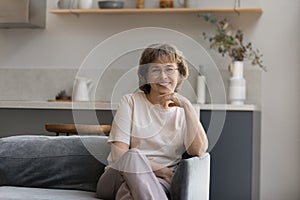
[0,0,299,199]
[0,1,263,104]
[259,0,300,199]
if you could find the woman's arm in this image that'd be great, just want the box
[181,100,208,156]
[110,141,129,163]
[108,95,133,163]
[160,93,208,157]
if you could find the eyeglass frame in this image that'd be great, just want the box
[148,64,179,76]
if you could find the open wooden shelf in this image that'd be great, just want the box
[49,7,263,14]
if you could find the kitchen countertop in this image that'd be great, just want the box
[0,101,260,111]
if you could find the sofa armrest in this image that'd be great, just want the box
[170,153,210,200]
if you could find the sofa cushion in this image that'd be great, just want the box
[0,186,100,200]
[0,135,110,192]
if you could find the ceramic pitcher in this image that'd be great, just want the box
[73,77,92,101]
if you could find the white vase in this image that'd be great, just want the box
[197,75,206,104]
[229,61,246,105]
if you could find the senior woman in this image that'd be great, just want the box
[96,43,208,200]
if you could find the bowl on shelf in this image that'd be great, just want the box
[98,1,124,9]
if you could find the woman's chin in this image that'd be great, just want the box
[151,84,174,94]
[158,88,172,94]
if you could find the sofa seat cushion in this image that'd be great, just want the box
[0,186,101,200]
[0,135,110,192]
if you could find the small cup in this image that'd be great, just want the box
[185,0,201,8]
[174,0,201,8]
[144,0,159,8]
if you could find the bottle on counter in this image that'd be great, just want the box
[196,65,206,104]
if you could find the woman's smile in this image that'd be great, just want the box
[150,80,175,94]
[157,82,171,87]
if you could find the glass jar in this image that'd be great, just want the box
[137,0,144,8]
[159,0,173,8]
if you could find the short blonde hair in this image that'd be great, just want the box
[138,44,189,94]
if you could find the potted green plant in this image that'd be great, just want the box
[201,13,266,72]
[200,14,266,105]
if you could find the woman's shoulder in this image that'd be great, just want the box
[121,92,145,102]
[119,92,146,106]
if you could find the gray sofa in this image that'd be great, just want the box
[0,135,210,200]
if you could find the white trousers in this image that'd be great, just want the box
[96,149,170,200]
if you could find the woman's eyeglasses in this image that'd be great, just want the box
[149,65,178,76]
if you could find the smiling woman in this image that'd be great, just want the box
[96,43,208,200]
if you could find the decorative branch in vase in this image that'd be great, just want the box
[200,14,267,105]
[200,13,267,72]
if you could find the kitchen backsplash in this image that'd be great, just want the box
[0,67,261,105]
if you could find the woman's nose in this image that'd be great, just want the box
[160,70,168,78]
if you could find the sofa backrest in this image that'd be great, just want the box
[0,135,110,192]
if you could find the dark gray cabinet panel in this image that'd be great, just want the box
[200,111,260,200]
[0,109,115,137]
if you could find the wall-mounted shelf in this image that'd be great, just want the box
[49,7,262,14]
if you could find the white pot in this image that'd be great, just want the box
[229,61,246,105]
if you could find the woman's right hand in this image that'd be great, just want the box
[154,167,174,184]
[110,141,129,163]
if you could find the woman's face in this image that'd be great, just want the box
[147,61,180,95]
